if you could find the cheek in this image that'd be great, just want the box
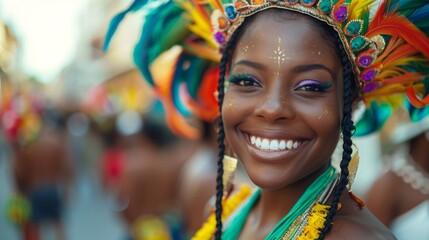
[297,98,341,134]
[223,94,235,114]
[221,93,238,134]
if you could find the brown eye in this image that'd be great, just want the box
[228,74,261,87]
[295,79,332,93]
[298,84,323,92]
[239,79,258,86]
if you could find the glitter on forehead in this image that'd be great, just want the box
[242,41,255,53]
[269,37,288,69]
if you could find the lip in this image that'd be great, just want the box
[241,131,309,162]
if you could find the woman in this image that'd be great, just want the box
[104,0,429,239]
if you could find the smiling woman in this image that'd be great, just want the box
[223,11,344,192]
[104,0,429,239]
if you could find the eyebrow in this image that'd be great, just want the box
[232,60,266,71]
[232,60,335,78]
[291,64,335,78]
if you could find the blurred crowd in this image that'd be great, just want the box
[1,1,429,240]
[0,8,223,238]
[0,60,222,240]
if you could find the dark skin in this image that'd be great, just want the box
[12,129,72,240]
[117,134,197,225]
[222,11,395,239]
[366,132,429,227]
[13,130,72,196]
[179,144,217,234]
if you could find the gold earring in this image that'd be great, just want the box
[223,155,238,187]
[347,143,360,191]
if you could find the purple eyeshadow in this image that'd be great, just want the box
[296,79,322,88]
[296,79,333,92]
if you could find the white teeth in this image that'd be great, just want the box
[293,141,298,149]
[269,140,279,150]
[249,135,301,151]
[286,140,293,150]
[261,139,270,150]
[255,137,261,147]
[279,140,286,150]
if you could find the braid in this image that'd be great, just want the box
[318,33,356,239]
[214,29,242,240]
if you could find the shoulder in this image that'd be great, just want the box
[365,170,403,209]
[327,208,397,240]
[326,192,397,240]
[367,170,404,195]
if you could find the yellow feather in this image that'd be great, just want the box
[365,85,409,103]
[188,24,218,48]
[349,0,375,20]
[184,43,221,62]
[380,56,425,70]
[181,2,211,30]
[179,1,218,49]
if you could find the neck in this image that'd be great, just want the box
[250,162,331,229]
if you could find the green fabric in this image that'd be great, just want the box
[222,166,337,240]
[222,187,262,239]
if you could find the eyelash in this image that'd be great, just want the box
[227,74,260,87]
[227,75,331,93]
[295,81,331,93]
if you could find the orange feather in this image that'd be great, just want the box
[366,14,429,58]
[382,44,418,66]
[380,73,425,85]
[406,88,429,108]
[185,67,220,121]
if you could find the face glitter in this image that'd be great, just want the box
[269,37,288,69]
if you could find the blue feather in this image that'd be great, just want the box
[133,11,158,86]
[407,100,429,122]
[408,4,429,21]
[171,55,192,116]
[132,0,172,86]
[355,102,392,137]
[103,0,149,51]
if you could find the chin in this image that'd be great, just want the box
[245,167,301,190]
[244,161,328,191]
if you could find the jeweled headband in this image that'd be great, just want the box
[105,0,429,137]
[211,0,428,101]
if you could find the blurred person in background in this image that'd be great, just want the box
[2,90,73,240]
[178,120,218,238]
[178,119,253,238]
[103,111,198,240]
[366,109,429,240]
[13,127,72,240]
[97,116,126,195]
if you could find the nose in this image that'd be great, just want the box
[255,85,295,122]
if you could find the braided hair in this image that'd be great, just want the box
[213,9,357,239]
[317,31,356,239]
[214,26,243,240]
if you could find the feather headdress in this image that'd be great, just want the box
[104,0,429,138]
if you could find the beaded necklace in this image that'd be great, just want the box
[192,167,338,240]
[192,185,253,240]
[391,155,429,196]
